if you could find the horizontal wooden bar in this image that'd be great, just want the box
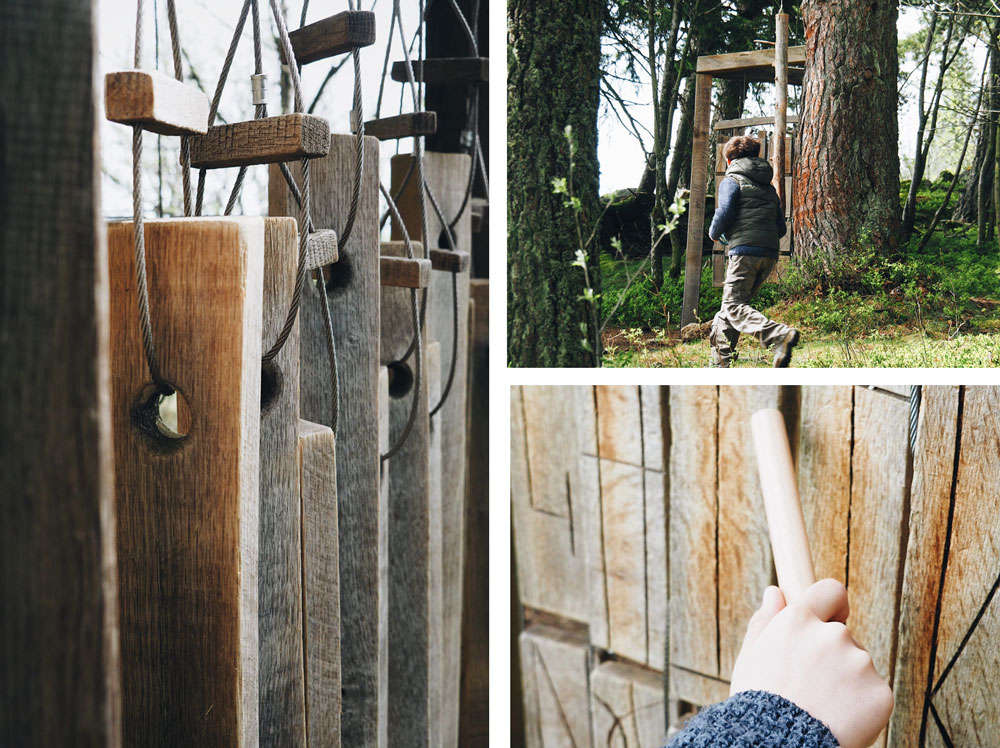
[364,112,437,141]
[379,239,424,257]
[189,114,330,169]
[696,46,805,76]
[391,57,489,84]
[105,70,209,135]
[288,10,376,65]
[380,256,431,288]
[305,229,338,269]
[714,115,800,131]
[428,248,470,274]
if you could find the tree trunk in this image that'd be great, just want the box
[794,0,900,262]
[979,38,998,245]
[669,73,696,278]
[953,109,990,223]
[900,11,938,242]
[508,0,602,366]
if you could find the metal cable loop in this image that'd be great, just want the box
[165,0,192,215]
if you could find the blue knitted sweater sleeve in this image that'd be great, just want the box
[664,691,840,748]
[708,177,739,241]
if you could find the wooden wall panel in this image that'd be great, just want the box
[520,625,593,748]
[581,455,609,650]
[645,470,668,671]
[641,386,668,472]
[523,386,584,515]
[590,662,665,748]
[596,386,643,467]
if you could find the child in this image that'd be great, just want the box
[708,135,800,368]
[666,579,893,748]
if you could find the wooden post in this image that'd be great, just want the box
[681,73,713,328]
[1,0,121,743]
[269,133,385,748]
[108,218,263,746]
[426,341,445,746]
[774,13,789,211]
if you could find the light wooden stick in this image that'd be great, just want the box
[751,408,815,600]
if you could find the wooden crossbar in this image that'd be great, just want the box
[391,57,489,84]
[365,112,437,141]
[380,255,431,289]
[105,70,209,135]
[189,114,330,169]
[288,10,376,64]
[428,249,470,273]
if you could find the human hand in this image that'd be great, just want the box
[729,579,894,748]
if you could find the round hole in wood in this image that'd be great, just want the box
[324,255,352,295]
[132,383,191,450]
[438,227,454,250]
[387,361,414,399]
[261,360,282,413]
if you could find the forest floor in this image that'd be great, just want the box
[599,183,1000,367]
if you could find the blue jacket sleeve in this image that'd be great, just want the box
[664,691,840,748]
[708,178,739,241]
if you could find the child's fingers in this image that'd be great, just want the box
[797,578,850,623]
[745,586,786,643]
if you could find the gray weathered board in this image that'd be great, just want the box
[380,240,434,746]
[1,0,121,741]
[192,114,330,168]
[108,218,262,746]
[426,342,445,747]
[520,625,593,748]
[390,151,472,747]
[258,218,306,745]
[269,133,384,747]
[590,661,666,748]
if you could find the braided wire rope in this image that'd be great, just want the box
[165,0,193,215]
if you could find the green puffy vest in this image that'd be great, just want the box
[724,157,780,250]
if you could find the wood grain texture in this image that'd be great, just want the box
[305,229,338,269]
[298,420,341,748]
[523,386,584,516]
[365,112,438,141]
[391,152,472,748]
[847,386,910,686]
[288,10,376,64]
[1,2,120,741]
[104,70,209,135]
[192,114,330,168]
[590,661,665,748]
[259,218,306,746]
[668,666,730,706]
[580,454,609,650]
[798,386,852,584]
[681,73,712,326]
[429,248,471,272]
[270,134,384,748]
[460,280,490,748]
[519,625,593,748]
[380,255,431,288]
[668,386,718,675]
[576,387,598,456]
[426,342,445,748]
[391,57,489,83]
[641,386,668,472]
[646,469,668,672]
[595,386,643,467]
[108,218,262,746]
[696,46,806,75]
[887,386,959,748]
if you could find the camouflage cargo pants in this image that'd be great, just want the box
[709,254,792,366]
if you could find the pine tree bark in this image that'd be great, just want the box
[794,0,900,261]
[508,0,602,366]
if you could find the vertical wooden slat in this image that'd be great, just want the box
[681,73,713,327]
[520,625,593,748]
[524,386,585,514]
[259,217,306,746]
[427,342,445,746]
[590,661,666,748]
[646,468,668,670]
[576,386,599,456]
[773,12,788,210]
[109,218,263,746]
[641,385,668,472]
[270,134,385,747]
[580,454,608,650]
[596,386,643,466]
[0,0,120,742]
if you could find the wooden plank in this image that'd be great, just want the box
[669,666,730,706]
[646,469,668,671]
[288,10,376,64]
[305,229,338,269]
[519,625,592,748]
[108,218,262,746]
[0,0,121,740]
[595,386,643,467]
[380,256,431,288]
[798,386,852,584]
[192,114,330,169]
[717,387,788,679]
[590,661,665,748]
[847,386,910,693]
[931,386,1000,745]
[378,366,390,745]
[668,386,718,675]
[391,57,489,84]
[269,133,384,748]
[298,420,341,748]
[575,387,598,456]
[773,13,789,209]
[580,455,608,650]
[365,112,438,141]
[680,73,712,327]
[523,386,582,516]
[460,280,490,748]
[426,342,444,747]
[258,218,306,746]
[429,248,471,273]
[886,387,959,748]
[696,46,806,75]
[713,114,800,131]
[641,385,668,471]
[471,196,488,235]
[105,70,209,135]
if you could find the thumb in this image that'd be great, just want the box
[744,586,786,644]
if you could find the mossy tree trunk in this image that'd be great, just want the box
[794,0,900,261]
[508,0,602,366]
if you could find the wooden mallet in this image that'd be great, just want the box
[751,408,816,602]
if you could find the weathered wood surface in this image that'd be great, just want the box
[1,1,120,741]
[596,386,643,467]
[305,229,339,269]
[288,10,376,64]
[668,386,718,677]
[429,247,471,273]
[888,386,959,748]
[646,468,668,672]
[641,386,668,472]
[460,280,490,748]
[391,152,472,748]
[259,218,306,745]
[580,454,608,650]
[365,112,438,141]
[590,662,666,748]
[681,73,712,326]
[426,342,445,747]
[391,57,490,83]
[297,420,341,748]
[193,114,330,168]
[668,666,730,706]
[380,255,431,288]
[108,218,262,746]
[270,133,384,748]
[378,367,390,748]
[520,625,593,748]
[696,46,806,81]
[713,114,801,131]
[105,70,209,135]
